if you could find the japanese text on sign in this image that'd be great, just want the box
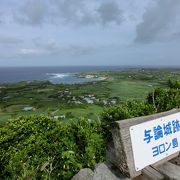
[130,112,180,171]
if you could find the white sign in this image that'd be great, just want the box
[130,112,180,171]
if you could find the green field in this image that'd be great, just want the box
[107,80,158,100]
[1,68,180,124]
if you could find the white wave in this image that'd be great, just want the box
[46,73,69,79]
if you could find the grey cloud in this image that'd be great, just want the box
[0,12,3,24]
[20,45,95,57]
[97,2,123,25]
[53,0,124,26]
[65,45,95,56]
[14,0,124,26]
[135,0,180,43]
[14,0,48,25]
[34,38,63,55]
[53,0,87,24]
[173,32,180,39]
[33,38,58,51]
[0,36,23,45]
[32,37,95,56]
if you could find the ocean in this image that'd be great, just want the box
[0,66,126,84]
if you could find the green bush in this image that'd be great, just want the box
[0,116,105,179]
[147,87,180,112]
[168,79,180,89]
[101,100,155,141]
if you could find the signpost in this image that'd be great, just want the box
[109,109,180,178]
[130,112,180,171]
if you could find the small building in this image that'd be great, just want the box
[2,96,11,100]
[72,96,76,101]
[84,98,94,104]
[111,100,117,105]
[54,115,65,119]
[23,107,34,111]
[91,96,96,100]
[64,90,70,94]
[74,101,82,104]
[103,100,107,105]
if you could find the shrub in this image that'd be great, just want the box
[101,100,155,141]
[0,116,105,179]
[147,88,180,112]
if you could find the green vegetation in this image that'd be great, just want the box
[1,68,180,124]
[147,86,180,112]
[101,79,180,143]
[1,69,180,179]
[0,116,105,179]
[101,100,156,141]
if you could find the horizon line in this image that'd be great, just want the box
[1,65,180,69]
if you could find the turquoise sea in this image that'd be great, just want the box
[0,66,128,84]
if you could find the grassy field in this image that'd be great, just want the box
[1,68,180,124]
[54,105,103,120]
[107,80,160,100]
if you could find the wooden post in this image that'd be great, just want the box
[109,109,180,178]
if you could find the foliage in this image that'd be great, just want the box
[101,100,155,141]
[0,116,105,179]
[168,79,180,89]
[1,79,180,179]
[147,81,180,112]
[101,80,180,141]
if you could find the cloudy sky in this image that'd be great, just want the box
[0,0,180,66]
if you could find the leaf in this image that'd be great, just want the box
[40,162,49,171]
